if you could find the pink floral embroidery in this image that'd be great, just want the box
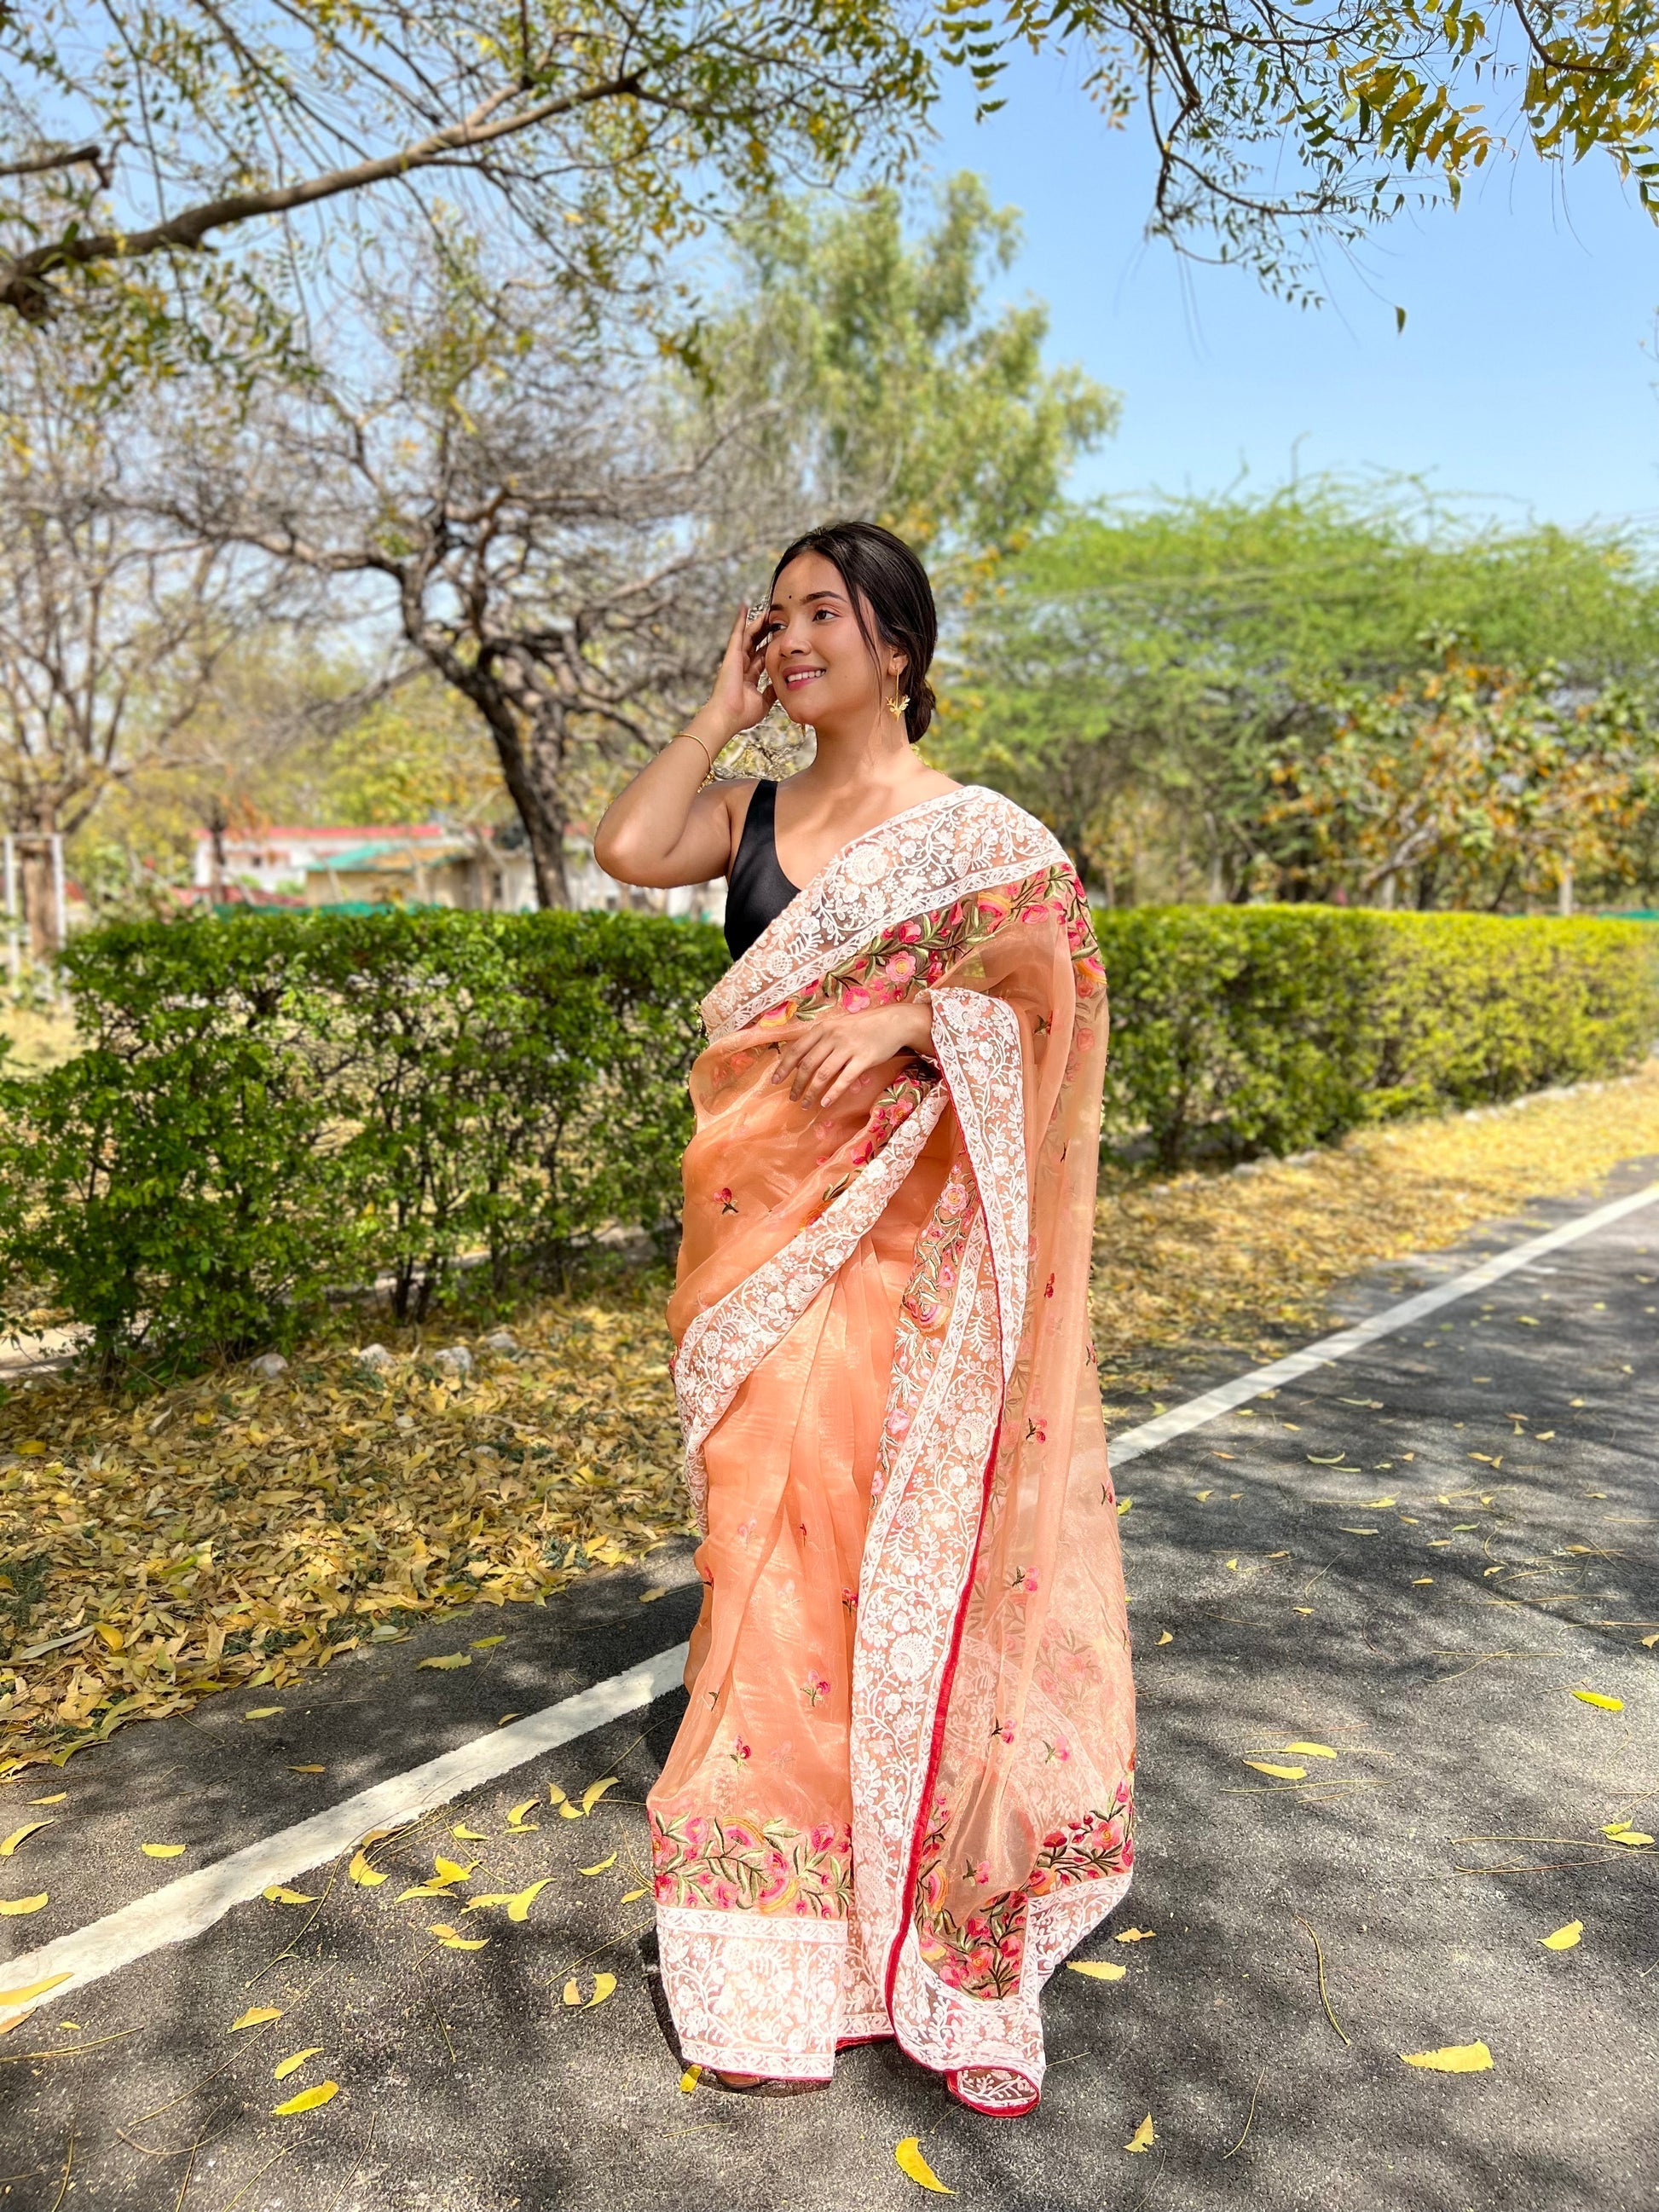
[650,1811,853,1917]
[716,1187,738,1214]
[802,1672,830,1707]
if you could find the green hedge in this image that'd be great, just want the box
[1,905,1653,1366]
[1097,907,1659,1169]
[0,909,725,1366]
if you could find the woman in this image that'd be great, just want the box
[593,521,1135,2116]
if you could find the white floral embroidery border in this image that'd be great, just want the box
[673,1084,949,1531]
[702,788,1068,1042]
[928,989,1030,1385]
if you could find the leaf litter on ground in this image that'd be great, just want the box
[5,1069,1658,1770]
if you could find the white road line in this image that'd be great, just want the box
[1110,1175,1659,1465]
[5,1173,1656,2026]
[0,1643,689,2024]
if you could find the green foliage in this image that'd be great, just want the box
[942,482,1659,904]
[0,910,725,1366]
[1099,906,1659,1170]
[697,177,1118,568]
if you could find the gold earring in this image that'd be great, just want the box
[887,692,910,719]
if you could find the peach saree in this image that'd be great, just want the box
[647,786,1136,2115]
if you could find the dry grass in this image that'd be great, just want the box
[1091,1060,1659,1406]
[3,1063,1657,1771]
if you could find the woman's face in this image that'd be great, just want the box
[761,552,900,727]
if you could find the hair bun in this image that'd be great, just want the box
[906,678,936,746]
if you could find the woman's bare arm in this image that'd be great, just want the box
[594,604,767,887]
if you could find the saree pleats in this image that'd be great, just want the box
[649,787,1136,2109]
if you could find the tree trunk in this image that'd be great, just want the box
[20,831,58,958]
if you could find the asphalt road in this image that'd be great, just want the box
[2,1158,1656,2212]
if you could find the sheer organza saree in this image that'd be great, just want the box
[647,786,1136,2116]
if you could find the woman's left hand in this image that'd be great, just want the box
[770,1000,936,1111]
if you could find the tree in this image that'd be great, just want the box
[1265,651,1659,912]
[0,329,309,952]
[5,0,1659,373]
[941,482,1659,904]
[163,184,1112,904]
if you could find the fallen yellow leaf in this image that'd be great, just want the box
[1194,1489,1211,1501]
[894,2138,955,2193]
[1609,1830,1654,1847]
[17,1441,48,1456]
[231,2007,284,2031]
[1572,1690,1624,1712]
[1642,1634,1659,1650]
[287,1764,326,1774]
[273,2082,339,2114]
[1066,1961,1127,1981]
[562,1978,581,2007]
[580,1852,619,1876]
[141,1843,185,1858]
[581,1776,620,1814]
[1117,1498,1133,1516]
[1401,2042,1493,2072]
[585,1972,616,2008]
[0,1972,70,2009]
[429,1924,489,1950]
[263,1886,316,1906]
[506,1799,539,1830]
[679,2064,702,2093]
[417,1653,471,1671]
[26,1794,66,1806]
[1280,1743,1337,1759]
[471,1635,506,1649]
[0,1822,51,1857]
[1125,2114,1155,2153]
[243,1707,283,1720]
[1540,1922,1582,1950]
[1113,1928,1156,1943]
[450,1824,489,1842]
[348,1850,387,1887]
[465,1878,549,1922]
[558,1801,585,1820]
[1243,1762,1306,1781]
[620,1886,651,1903]
[1224,1557,1239,1571]
[546,1782,567,1805]
[497,1712,523,1726]
[0,1894,49,1915]
[274,2047,324,2081]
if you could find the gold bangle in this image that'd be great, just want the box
[674,729,716,777]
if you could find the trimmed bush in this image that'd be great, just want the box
[0,909,725,1366]
[1,904,1652,1366]
[1097,906,1659,1169]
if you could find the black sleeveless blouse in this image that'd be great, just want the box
[724,779,800,960]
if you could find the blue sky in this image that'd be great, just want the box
[922,49,1659,533]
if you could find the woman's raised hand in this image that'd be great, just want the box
[699,601,772,743]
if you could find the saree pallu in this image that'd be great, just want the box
[647,786,1136,2116]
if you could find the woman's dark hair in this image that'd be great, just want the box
[770,520,938,745]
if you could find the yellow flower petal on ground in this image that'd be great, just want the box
[0,1894,49,1915]
[1124,2115,1155,2153]
[1540,1922,1582,1950]
[1572,1690,1623,1712]
[141,1843,185,1858]
[231,2006,284,2031]
[580,1851,618,1875]
[274,2047,324,2081]
[273,2081,338,2114]
[263,1886,316,1905]
[417,1653,471,1671]
[1066,1961,1127,1981]
[1401,2042,1493,2072]
[584,1972,616,2008]
[894,2138,955,2193]
[1243,1762,1306,1781]
[0,1822,51,1857]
